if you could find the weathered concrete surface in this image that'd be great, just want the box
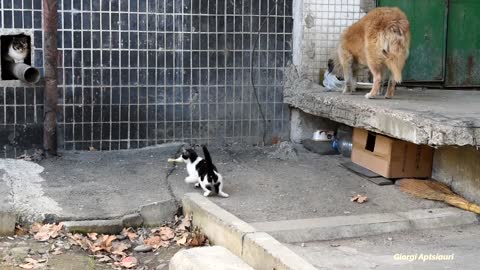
[139,199,178,226]
[433,146,480,205]
[251,207,478,243]
[0,178,15,236]
[287,224,480,270]
[64,219,123,234]
[182,193,257,257]
[37,143,183,221]
[182,193,317,270]
[169,246,254,270]
[0,159,62,223]
[285,67,480,147]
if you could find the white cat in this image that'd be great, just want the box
[4,36,29,63]
[169,145,229,198]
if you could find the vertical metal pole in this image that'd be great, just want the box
[43,0,58,156]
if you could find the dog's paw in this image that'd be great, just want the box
[203,191,211,197]
[365,93,374,99]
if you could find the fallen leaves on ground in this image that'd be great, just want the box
[351,194,368,204]
[18,214,206,269]
[32,223,64,241]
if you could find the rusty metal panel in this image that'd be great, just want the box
[377,0,447,82]
[445,0,480,87]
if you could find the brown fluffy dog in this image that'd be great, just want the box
[336,7,411,99]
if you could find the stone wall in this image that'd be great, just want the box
[293,0,375,83]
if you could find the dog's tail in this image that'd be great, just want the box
[380,18,411,83]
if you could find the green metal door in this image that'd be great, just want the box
[445,0,480,87]
[377,0,447,82]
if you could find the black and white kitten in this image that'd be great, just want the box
[4,37,29,63]
[169,145,229,198]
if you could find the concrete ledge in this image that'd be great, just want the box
[284,69,480,147]
[182,193,316,270]
[242,232,317,270]
[182,193,256,256]
[139,199,178,227]
[0,181,15,236]
[251,207,479,243]
[169,246,254,270]
[64,220,123,234]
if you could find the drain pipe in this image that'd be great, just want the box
[6,62,41,83]
[43,0,58,156]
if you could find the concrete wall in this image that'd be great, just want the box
[292,0,375,83]
[290,108,337,143]
[433,146,480,205]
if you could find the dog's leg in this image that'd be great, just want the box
[338,49,354,94]
[385,76,396,99]
[365,64,383,99]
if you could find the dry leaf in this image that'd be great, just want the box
[15,225,28,236]
[29,223,43,234]
[19,258,43,269]
[176,215,192,232]
[176,233,188,246]
[351,194,368,204]
[122,228,138,242]
[144,235,169,249]
[189,231,206,247]
[111,242,130,256]
[87,232,98,241]
[34,223,64,241]
[159,227,175,241]
[90,235,117,253]
[118,256,137,268]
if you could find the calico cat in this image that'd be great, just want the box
[4,36,29,63]
[168,145,229,198]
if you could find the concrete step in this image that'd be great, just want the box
[251,207,479,243]
[182,193,317,270]
[169,246,254,270]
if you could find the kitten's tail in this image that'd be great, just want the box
[202,145,214,170]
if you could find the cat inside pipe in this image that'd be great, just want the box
[2,36,41,84]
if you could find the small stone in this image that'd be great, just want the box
[134,245,153,252]
[116,234,127,241]
[37,249,47,255]
[64,244,71,250]
[343,211,351,215]
[387,237,393,241]
[300,243,305,247]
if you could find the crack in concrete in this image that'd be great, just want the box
[164,143,186,206]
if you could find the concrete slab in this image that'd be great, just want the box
[0,176,15,236]
[182,193,316,270]
[37,143,183,221]
[286,224,480,270]
[251,207,478,243]
[285,70,480,146]
[169,145,446,223]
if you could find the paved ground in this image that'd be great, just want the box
[1,142,444,223]
[287,224,480,270]
[168,144,444,222]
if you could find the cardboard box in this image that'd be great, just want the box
[351,128,434,179]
